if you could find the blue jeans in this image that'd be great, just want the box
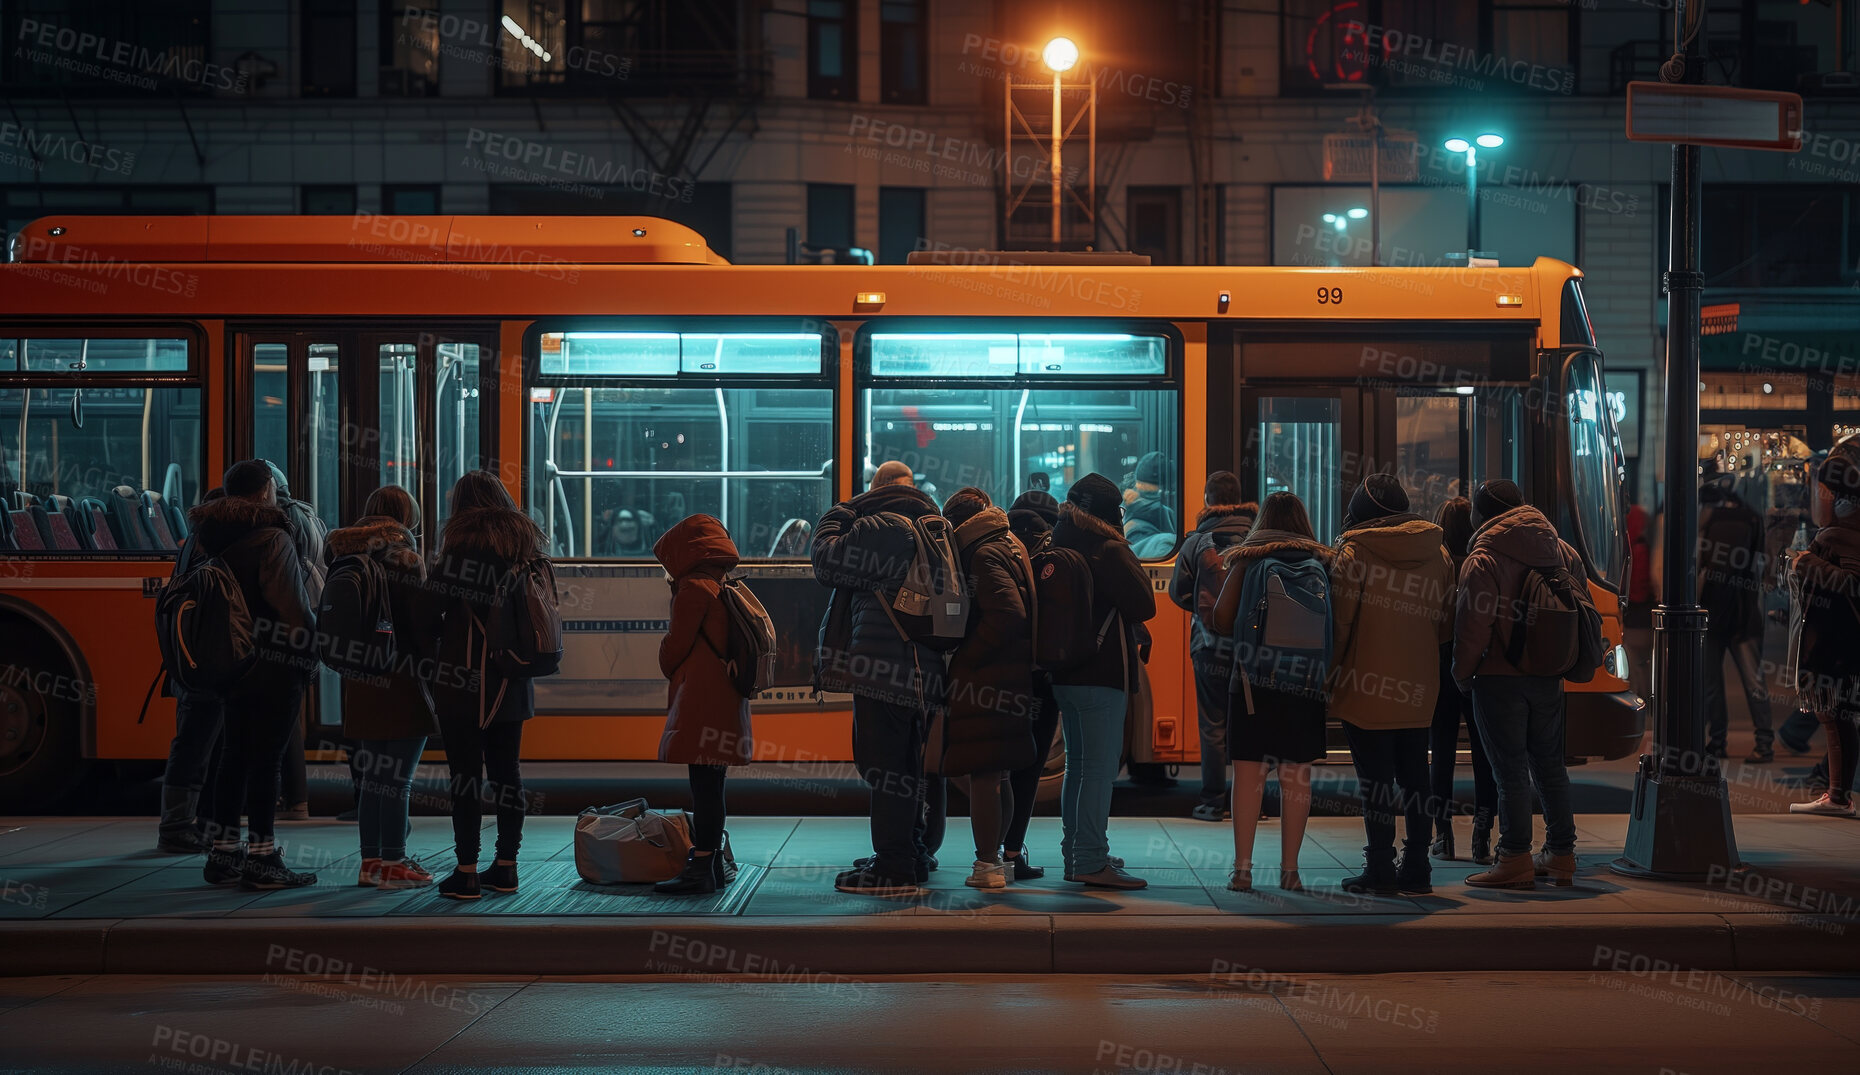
[356,737,426,861]
[1054,685,1126,875]
[1470,676,1576,857]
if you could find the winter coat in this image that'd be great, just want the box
[655,515,753,766]
[810,482,948,708]
[1788,522,1860,712]
[185,495,316,685]
[1452,505,1586,686]
[1698,492,1765,641]
[324,516,442,741]
[430,507,543,726]
[1048,502,1157,691]
[1329,515,1457,731]
[941,507,1039,777]
[1168,504,1256,654]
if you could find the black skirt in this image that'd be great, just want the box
[1227,682,1328,765]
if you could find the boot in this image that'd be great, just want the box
[1532,848,1577,887]
[655,850,724,895]
[1470,810,1495,866]
[1341,845,1400,896]
[157,786,208,853]
[1466,850,1535,889]
[1396,840,1432,895]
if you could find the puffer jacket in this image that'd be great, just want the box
[1048,502,1157,691]
[324,516,442,741]
[430,507,544,725]
[1329,515,1457,730]
[941,507,1039,777]
[1789,522,1860,712]
[185,495,316,684]
[656,514,753,766]
[1453,505,1586,686]
[1698,491,1765,641]
[810,482,948,708]
[1169,503,1256,654]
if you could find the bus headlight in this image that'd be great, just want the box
[1603,645,1630,681]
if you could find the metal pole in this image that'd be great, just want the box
[1370,119,1381,267]
[1465,147,1478,255]
[1052,72,1063,249]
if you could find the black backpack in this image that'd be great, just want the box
[1023,543,1111,672]
[1506,563,1605,682]
[485,557,564,679]
[316,553,396,681]
[879,514,971,651]
[155,542,257,694]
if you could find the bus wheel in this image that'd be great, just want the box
[0,628,85,813]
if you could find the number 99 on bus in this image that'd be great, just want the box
[1317,286,1343,305]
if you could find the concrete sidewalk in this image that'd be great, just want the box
[4,812,1858,976]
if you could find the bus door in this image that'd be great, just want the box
[1236,385,1371,544]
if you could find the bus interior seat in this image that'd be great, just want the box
[0,504,13,549]
[22,504,57,548]
[43,495,88,551]
[162,497,188,542]
[80,498,118,550]
[41,507,81,550]
[8,510,45,550]
[106,486,152,550]
[141,491,179,550]
[769,518,812,557]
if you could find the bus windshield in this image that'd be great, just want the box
[1565,350,1627,589]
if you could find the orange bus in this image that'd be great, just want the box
[0,214,1640,809]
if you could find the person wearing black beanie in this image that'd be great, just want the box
[1470,479,1525,528]
[1000,487,1064,878]
[1344,472,1411,529]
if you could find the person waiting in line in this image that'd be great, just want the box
[652,514,754,893]
[191,461,320,890]
[1167,471,1256,823]
[1455,479,1587,891]
[1329,475,1457,896]
[1698,475,1775,762]
[1787,436,1860,818]
[1209,491,1331,893]
[1000,488,1063,880]
[939,488,1040,890]
[813,460,949,895]
[324,485,442,891]
[428,471,551,900]
[1427,497,1497,865]
[1049,473,1156,890]
[155,487,226,855]
[260,461,324,823]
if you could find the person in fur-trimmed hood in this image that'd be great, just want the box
[1168,470,1257,820]
[1048,473,1156,890]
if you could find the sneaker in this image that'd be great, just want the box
[376,860,435,890]
[1191,801,1228,822]
[481,862,519,892]
[437,870,482,900]
[240,850,317,890]
[1069,864,1147,890]
[1005,851,1045,882]
[1062,855,1125,882]
[356,858,383,887]
[203,846,245,886]
[1789,793,1857,817]
[157,830,211,855]
[965,859,1008,890]
[833,866,921,895]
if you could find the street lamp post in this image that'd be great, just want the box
[1443,133,1503,258]
[1044,37,1078,249]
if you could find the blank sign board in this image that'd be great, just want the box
[1625,82,1803,152]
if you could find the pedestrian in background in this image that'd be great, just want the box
[1698,475,1774,762]
[1167,471,1256,823]
[1329,475,1456,896]
[652,514,754,893]
[1427,497,1497,865]
[1787,436,1860,818]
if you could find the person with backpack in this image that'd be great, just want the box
[812,462,950,894]
[1786,436,1860,817]
[321,485,442,891]
[262,460,325,822]
[938,488,1040,890]
[1001,488,1063,880]
[1167,471,1257,823]
[155,488,227,855]
[180,460,319,889]
[428,470,557,900]
[1209,492,1332,893]
[1698,476,1774,762]
[1427,497,1497,866]
[651,514,755,893]
[1454,479,1591,890]
[1048,473,1156,890]
[1328,475,1458,896]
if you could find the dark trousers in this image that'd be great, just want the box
[1779,707,1821,753]
[438,716,526,865]
[851,695,927,879]
[1823,708,1859,802]
[208,680,306,846]
[1703,634,1773,752]
[688,764,727,851]
[279,707,308,807]
[1342,723,1431,855]
[1429,659,1496,833]
[160,687,225,837]
[919,775,947,857]
[1192,650,1230,804]
[355,736,426,860]
[1003,682,1060,855]
[1471,675,1576,857]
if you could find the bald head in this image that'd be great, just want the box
[871,461,915,489]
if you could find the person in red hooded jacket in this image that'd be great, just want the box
[653,514,754,894]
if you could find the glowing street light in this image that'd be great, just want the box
[1443,132,1505,257]
[1043,37,1079,73]
[1045,37,1079,246]
[1346,206,1368,219]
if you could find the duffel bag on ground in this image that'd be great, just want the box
[573,799,737,885]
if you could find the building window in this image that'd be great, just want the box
[302,0,358,97]
[880,0,925,104]
[2,1,218,96]
[808,0,856,100]
[1127,187,1182,265]
[1281,0,1573,95]
[383,185,441,214]
[807,184,856,254]
[498,0,740,95]
[878,188,926,265]
[380,4,440,96]
[1698,186,1859,290]
[302,186,357,215]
